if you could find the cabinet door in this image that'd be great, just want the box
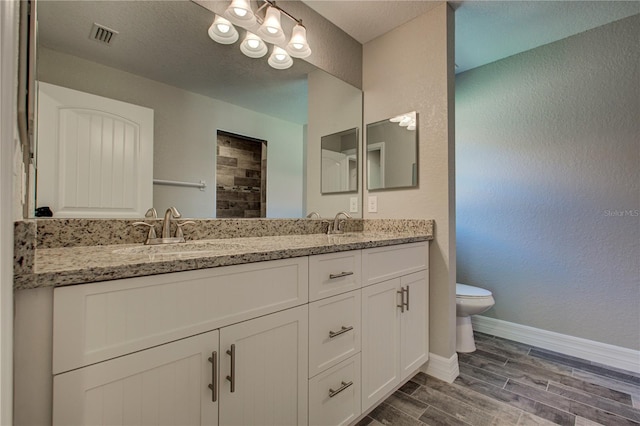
[361,278,401,412]
[400,270,428,380]
[53,330,219,426]
[219,305,308,426]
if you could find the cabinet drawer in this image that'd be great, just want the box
[309,251,361,301]
[309,354,361,426]
[309,290,361,378]
[362,242,428,287]
[53,257,308,374]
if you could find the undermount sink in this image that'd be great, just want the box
[113,240,246,256]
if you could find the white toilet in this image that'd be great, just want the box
[456,283,495,353]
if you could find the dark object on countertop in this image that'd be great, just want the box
[35,206,53,217]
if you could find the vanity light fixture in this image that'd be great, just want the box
[208,15,239,44]
[208,0,311,70]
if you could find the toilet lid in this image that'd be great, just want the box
[456,283,492,297]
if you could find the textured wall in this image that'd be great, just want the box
[363,3,456,358]
[456,15,640,350]
[38,48,304,219]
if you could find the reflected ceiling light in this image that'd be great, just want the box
[223,0,256,27]
[208,15,239,44]
[257,6,286,44]
[286,24,311,58]
[390,111,417,131]
[268,46,293,69]
[240,32,268,58]
[208,1,311,70]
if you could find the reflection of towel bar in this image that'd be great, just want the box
[153,179,206,191]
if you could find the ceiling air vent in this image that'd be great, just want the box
[89,23,118,45]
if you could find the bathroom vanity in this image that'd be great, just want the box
[13,219,433,426]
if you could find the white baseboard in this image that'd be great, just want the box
[422,352,459,383]
[472,315,640,374]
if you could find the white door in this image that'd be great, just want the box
[36,82,153,217]
[53,330,219,426]
[361,278,401,412]
[399,270,428,380]
[219,305,308,426]
[321,149,348,193]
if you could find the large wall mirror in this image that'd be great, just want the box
[30,0,363,219]
[321,128,358,194]
[366,111,418,191]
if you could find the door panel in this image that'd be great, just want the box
[219,305,308,426]
[53,330,219,426]
[400,270,428,379]
[361,278,401,412]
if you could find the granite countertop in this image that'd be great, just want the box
[18,231,432,289]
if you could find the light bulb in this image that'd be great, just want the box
[217,23,231,33]
[240,32,267,58]
[233,7,247,17]
[247,39,260,49]
[268,46,292,69]
[292,43,304,50]
[267,26,278,34]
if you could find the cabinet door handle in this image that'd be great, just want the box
[226,344,235,393]
[329,271,354,279]
[207,351,217,402]
[397,288,405,313]
[405,285,410,311]
[329,325,354,339]
[329,380,354,398]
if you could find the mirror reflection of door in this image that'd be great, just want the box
[36,82,154,218]
[320,128,359,194]
[216,131,267,218]
[366,143,385,191]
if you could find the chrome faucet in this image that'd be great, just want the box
[306,211,321,219]
[329,211,352,234]
[162,207,181,239]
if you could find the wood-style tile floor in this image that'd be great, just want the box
[356,332,640,426]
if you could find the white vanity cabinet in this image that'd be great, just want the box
[52,258,309,426]
[361,243,429,412]
[49,240,429,426]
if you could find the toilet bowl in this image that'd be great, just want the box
[456,283,495,353]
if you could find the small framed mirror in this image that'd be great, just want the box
[366,111,418,190]
[321,127,359,194]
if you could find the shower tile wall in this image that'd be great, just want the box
[216,133,266,218]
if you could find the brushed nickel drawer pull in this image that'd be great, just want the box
[397,288,405,313]
[207,351,217,402]
[329,271,354,279]
[405,285,410,311]
[226,344,235,393]
[329,380,354,398]
[329,325,354,339]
